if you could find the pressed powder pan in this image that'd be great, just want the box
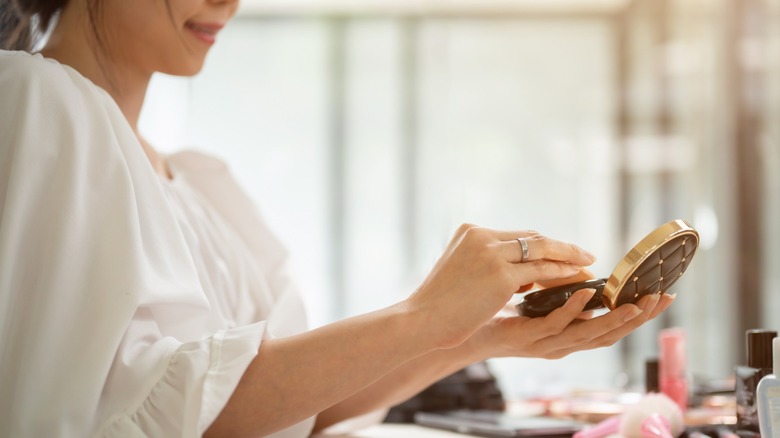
[516,220,699,318]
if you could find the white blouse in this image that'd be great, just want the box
[0,50,314,437]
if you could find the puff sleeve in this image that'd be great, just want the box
[0,50,265,437]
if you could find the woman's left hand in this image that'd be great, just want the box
[465,289,675,360]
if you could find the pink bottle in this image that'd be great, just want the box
[659,328,687,413]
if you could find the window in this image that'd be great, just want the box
[140,0,780,399]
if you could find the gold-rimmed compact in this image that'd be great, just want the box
[516,220,700,318]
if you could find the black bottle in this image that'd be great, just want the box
[735,329,777,432]
[646,358,660,393]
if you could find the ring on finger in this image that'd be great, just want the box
[516,237,530,263]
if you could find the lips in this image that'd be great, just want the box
[185,21,224,45]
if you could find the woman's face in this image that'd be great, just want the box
[101,0,239,76]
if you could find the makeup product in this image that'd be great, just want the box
[626,396,682,437]
[572,416,621,438]
[572,393,683,438]
[660,328,688,413]
[683,405,737,428]
[715,426,740,438]
[646,358,660,393]
[756,337,780,437]
[516,220,699,317]
[546,390,634,424]
[689,425,742,437]
[413,411,587,437]
[735,329,777,432]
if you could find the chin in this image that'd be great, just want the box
[162,57,206,77]
[175,64,205,76]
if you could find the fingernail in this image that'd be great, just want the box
[578,246,597,263]
[642,294,660,310]
[582,288,596,298]
[623,305,642,321]
[577,288,597,305]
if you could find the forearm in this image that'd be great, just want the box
[205,226,598,437]
[313,334,488,432]
[204,301,438,438]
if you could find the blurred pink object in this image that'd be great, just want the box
[620,393,684,437]
[660,328,688,413]
[572,415,621,438]
[572,393,684,438]
[639,413,673,437]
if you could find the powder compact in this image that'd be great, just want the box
[516,219,699,317]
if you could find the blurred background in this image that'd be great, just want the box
[140,0,780,401]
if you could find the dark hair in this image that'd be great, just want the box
[2,0,180,88]
[0,0,66,51]
[1,0,175,54]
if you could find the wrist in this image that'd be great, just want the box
[455,330,492,364]
[401,293,476,350]
[464,320,506,360]
[391,299,446,356]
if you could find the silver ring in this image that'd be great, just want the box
[517,237,529,263]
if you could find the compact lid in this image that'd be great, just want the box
[746,329,777,369]
[515,220,699,317]
[603,220,699,309]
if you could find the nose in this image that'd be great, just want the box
[209,0,238,4]
[209,0,240,20]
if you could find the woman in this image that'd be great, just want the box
[0,0,672,436]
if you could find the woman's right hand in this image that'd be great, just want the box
[406,224,597,349]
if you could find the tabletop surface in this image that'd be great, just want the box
[320,423,481,438]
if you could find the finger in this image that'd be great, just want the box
[494,229,541,241]
[499,235,596,265]
[517,283,534,293]
[511,259,584,286]
[535,268,595,289]
[631,293,663,321]
[646,293,675,320]
[521,235,596,264]
[546,294,668,357]
[604,293,660,331]
[533,300,644,353]
[577,310,595,320]
[537,294,666,359]
[497,301,524,317]
[529,288,596,339]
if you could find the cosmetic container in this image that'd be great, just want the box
[757,337,780,437]
[735,329,777,432]
[659,328,687,413]
[646,358,660,393]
